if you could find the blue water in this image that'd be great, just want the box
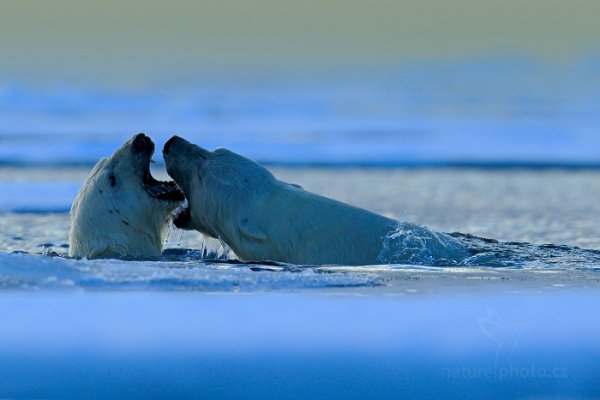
[2,59,600,399]
[2,59,600,167]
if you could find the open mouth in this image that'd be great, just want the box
[131,133,185,203]
[143,164,186,202]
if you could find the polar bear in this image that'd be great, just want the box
[162,136,468,266]
[69,133,184,259]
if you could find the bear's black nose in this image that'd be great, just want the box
[163,135,183,155]
[132,133,154,153]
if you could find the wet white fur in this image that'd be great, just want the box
[69,138,178,259]
[165,139,466,265]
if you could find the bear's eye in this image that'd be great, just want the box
[109,174,117,187]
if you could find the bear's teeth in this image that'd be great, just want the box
[173,204,191,228]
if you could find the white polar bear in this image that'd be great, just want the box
[163,136,468,266]
[69,133,184,259]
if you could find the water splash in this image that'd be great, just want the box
[378,222,468,266]
[376,223,600,269]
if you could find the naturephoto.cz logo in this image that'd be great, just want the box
[442,307,568,381]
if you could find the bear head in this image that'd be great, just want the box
[69,133,185,259]
[163,135,278,244]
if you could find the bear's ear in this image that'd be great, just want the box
[238,219,267,242]
[283,181,303,189]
